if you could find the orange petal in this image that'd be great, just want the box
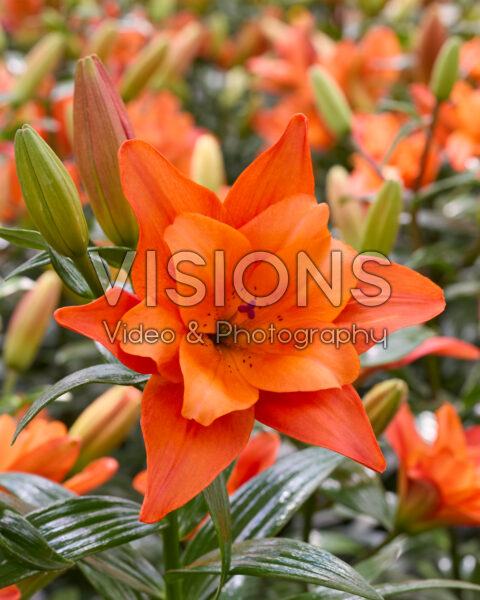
[164,213,252,329]
[0,415,16,470]
[223,114,314,228]
[118,139,225,297]
[10,437,81,482]
[433,403,468,458]
[239,194,329,253]
[335,258,445,353]
[55,288,157,374]
[255,385,386,472]
[0,586,21,600]
[385,403,429,468]
[179,336,258,426]
[139,376,254,523]
[227,431,281,494]
[63,457,119,494]
[133,470,147,495]
[386,336,480,369]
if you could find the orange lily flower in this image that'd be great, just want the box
[0,586,20,600]
[349,112,441,195]
[0,142,23,224]
[460,37,480,81]
[0,413,118,494]
[387,403,480,530]
[133,431,281,496]
[127,90,202,175]
[444,81,480,172]
[56,114,445,523]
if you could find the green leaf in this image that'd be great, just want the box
[170,539,382,600]
[0,473,73,509]
[47,247,93,298]
[284,578,480,599]
[177,493,208,540]
[0,227,47,250]
[5,251,50,280]
[13,365,149,441]
[203,472,232,598]
[80,546,165,598]
[321,467,395,530]
[27,496,164,561]
[355,537,406,583]
[78,562,149,600]
[0,509,72,570]
[93,246,134,269]
[183,447,344,600]
[0,548,42,588]
[360,326,435,368]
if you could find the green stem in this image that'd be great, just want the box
[73,252,105,298]
[356,531,399,563]
[410,103,440,251]
[162,511,182,600]
[302,494,316,543]
[1,369,19,399]
[449,528,463,600]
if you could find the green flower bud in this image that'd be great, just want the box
[74,55,138,247]
[310,65,352,138]
[430,37,461,102]
[326,166,363,249]
[363,378,407,436]
[190,134,226,194]
[3,271,62,373]
[360,179,402,256]
[10,33,65,107]
[120,35,168,103]
[14,125,89,259]
[70,386,141,469]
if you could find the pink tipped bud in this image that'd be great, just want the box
[74,55,138,247]
[69,386,141,469]
[3,271,62,373]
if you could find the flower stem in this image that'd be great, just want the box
[73,252,105,298]
[449,528,463,600]
[162,510,183,600]
[1,369,18,399]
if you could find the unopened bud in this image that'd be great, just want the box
[3,271,62,373]
[74,55,138,247]
[152,22,204,89]
[358,0,386,17]
[430,37,460,102]
[148,0,177,22]
[70,386,141,469]
[326,166,363,249]
[14,125,89,258]
[416,7,447,83]
[360,179,402,256]
[310,65,352,138]
[190,134,226,194]
[363,378,407,436]
[120,35,168,102]
[10,33,65,107]
[84,19,118,62]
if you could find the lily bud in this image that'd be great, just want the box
[363,378,407,436]
[74,55,139,247]
[84,20,118,62]
[190,134,226,194]
[3,271,62,373]
[69,386,141,469]
[396,478,440,532]
[360,179,402,256]
[152,22,204,89]
[310,65,352,138]
[416,7,447,83]
[14,125,89,259]
[10,33,65,107]
[430,37,460,103]
[326,166,363,249]
[120,35,168,103]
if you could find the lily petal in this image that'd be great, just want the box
[223,114,314,227]
[118,139,225,297]
[255,385,386,472]
[55,288,157,374]
[139,376,254,522]
[335,258,445,353]
[64,457,119,494]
